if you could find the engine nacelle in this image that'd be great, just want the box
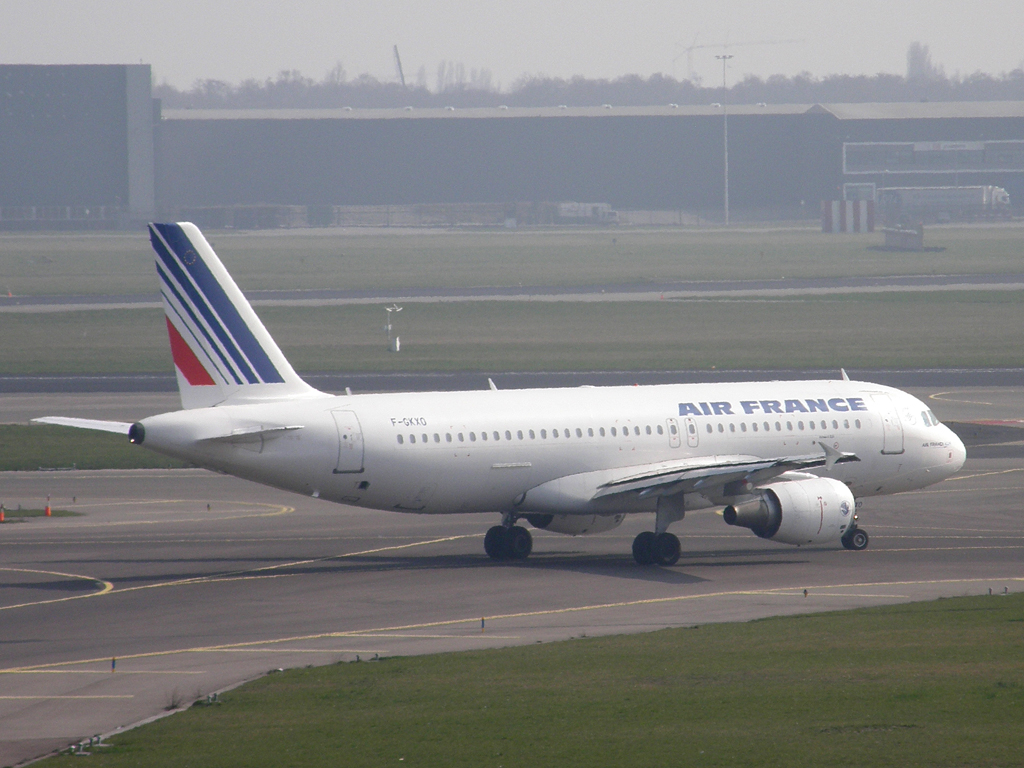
[722,476,855,546]
[525,513,625,536]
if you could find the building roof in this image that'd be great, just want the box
[813,101,1024,120]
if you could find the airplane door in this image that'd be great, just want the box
[870,394,905,455]
[666,418,682,448]
[332,410,365,473]
[684,417,699,448]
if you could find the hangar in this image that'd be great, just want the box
[3,64,1023,228]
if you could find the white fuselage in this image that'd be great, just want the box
[137,379,966,519]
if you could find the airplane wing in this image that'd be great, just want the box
[592,443,859,500]
[32,417,133,435]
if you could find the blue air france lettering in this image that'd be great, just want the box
[35,222,968,567]
[678,398,869,417]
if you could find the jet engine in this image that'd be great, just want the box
[525,513,625,536]
[722,476,855,546]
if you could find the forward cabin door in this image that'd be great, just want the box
[871,394,905,455]
[332,410,365,473]
[684,417,699,448]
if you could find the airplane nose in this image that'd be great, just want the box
[949,429,967,472]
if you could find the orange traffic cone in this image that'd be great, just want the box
[0,509,5,523]
[45,505,51,517]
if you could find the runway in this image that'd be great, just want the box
[1,388,1023,765]
[2,273,1023,313]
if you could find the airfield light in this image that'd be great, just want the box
[385,304,403,352]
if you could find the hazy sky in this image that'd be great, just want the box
[4,1,1023,90]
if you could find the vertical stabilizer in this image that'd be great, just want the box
[149,222,320,409]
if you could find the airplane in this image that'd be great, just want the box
[36,222,968,566]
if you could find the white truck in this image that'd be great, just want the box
[876,185,1011,224]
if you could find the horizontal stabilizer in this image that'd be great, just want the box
[32,417,133,435]
[197,424,303,444]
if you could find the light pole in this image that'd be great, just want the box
[715,53,733,226]
[385,304,402,352]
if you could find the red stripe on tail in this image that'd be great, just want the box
[165,318,216,386]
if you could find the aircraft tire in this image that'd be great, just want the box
[507,526,533,560]
[632,531,656,565]
[652,532,681,566]
[844,528,869,551]
[484,525,508,560]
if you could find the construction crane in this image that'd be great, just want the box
[674,35,804,83]
[393,45,407,89]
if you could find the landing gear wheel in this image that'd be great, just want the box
[484,526,507,560]
[652,532,681,566]
[632,531,656,565]
[506,526,533,560]
[842,528,869,551]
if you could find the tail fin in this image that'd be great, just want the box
[148,222,320,409]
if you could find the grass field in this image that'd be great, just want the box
[43,593,1024,767]
[2,224,1024,297]
[0,424,185,471]
[2,292,1023,375]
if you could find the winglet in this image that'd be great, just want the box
[488,378,498,391]
[841,368,850,381]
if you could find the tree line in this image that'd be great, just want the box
[155,57,1024,110]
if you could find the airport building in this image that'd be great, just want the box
[3,64,1024,228]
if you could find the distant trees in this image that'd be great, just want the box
[153,52,1024,110]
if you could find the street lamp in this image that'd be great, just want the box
[384,304,402,352]
[715,53,734,226]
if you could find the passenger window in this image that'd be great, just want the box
[741,423,747,432]
[669,424,678,435]
[832,420,838,430]
[458,433,465,442]
[494,431,500,441]
[588,428,594,437]
[729,423,736,433]
[634,426,640,436]
[397,434,404,444]
[718,423,724,433]
[706,424,713,434]
[576,428,583,437]
[657,425,664,435]
[540,429,547,439]
[446,433,452,443]
[598,427,605,437]
[552,429,558,439]
[821,420,827,430]
[529,429,536,439]
[786,421,792,431]
[422,434,428,444]
[469,432,476,442]
[843,420,849,429]
[775,422,781,431]
[410,434,416,444]
[646,425,652,435]
[855,419,861,429]
[517,430,523,440]
[752,423,758,432]
[763,422,770,431]
[481,431,488,441]
[434,433,440,443]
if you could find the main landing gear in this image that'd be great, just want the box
[632,531,681,565]
[632,497,685,565]
[484,514,533,561]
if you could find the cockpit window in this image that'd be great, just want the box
[926,409,940,426]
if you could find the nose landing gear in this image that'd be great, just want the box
[841,527,869,551]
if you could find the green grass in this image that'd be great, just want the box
[0,507,79,518]
[2,292,1024,375]
[2,225,1024,296]
[47,593,1024,767]
[0,424,186,471]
